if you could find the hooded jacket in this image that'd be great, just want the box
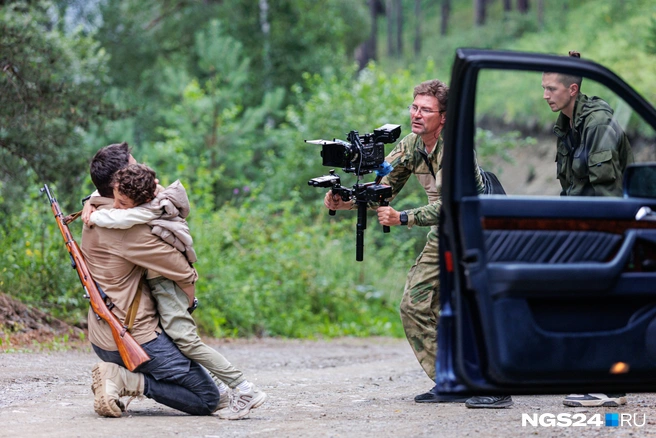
[90,180,197,263]
[553,93,634,197]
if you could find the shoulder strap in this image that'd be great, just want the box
[418,149,436,179]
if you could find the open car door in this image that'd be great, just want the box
[437,49,656,395]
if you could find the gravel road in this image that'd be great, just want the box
[1,337,654,438]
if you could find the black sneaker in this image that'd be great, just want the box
[465,395,514,409]
[414,386,470,403]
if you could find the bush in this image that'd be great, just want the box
[190,194,409,338]
[0,189,84,321]
[1,183,410,338]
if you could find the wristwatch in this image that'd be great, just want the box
[399,211,408,226]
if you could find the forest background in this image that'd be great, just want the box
[2,0,656,341]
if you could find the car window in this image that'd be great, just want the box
[474,69,656,197]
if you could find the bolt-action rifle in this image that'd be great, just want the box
[41,184,150,371]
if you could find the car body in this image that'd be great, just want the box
[437,48,656,394]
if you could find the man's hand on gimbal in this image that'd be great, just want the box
[376,206,401,226]
[324,190,353,210]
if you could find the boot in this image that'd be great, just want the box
[118,366,145,411]
[117,367,145,397]
[91,362,144,418]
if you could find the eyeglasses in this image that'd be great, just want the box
[408,104,443,117]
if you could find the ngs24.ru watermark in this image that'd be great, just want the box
[522,413,646,428]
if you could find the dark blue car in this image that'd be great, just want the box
[437,49,656,395]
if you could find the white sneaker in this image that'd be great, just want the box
[563,393,627,407]
[213,380,231,411]
[217,385,267,420]
[215,392,231,411]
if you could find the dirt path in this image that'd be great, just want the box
[1,337,654,438]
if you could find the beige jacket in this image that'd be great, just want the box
[81,197,198,351]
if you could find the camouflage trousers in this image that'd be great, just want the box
[399,226,439,381]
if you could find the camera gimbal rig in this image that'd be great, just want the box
[308,162,394,262]
[307,125,400,261]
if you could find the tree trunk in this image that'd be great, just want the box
[518,0,529,13]
[414,0,421,56]
[357,0,379,70]
[537,0,544,29]
[474,0,486,26]
[369,0,378,60]
[503,0,512,11]
[396,0,403,55]
[441,0,450,36]
[259,0,272,90]
[386,0,395,56]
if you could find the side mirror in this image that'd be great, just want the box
[623,163,656,198]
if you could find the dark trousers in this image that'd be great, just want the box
[92,331,220,415]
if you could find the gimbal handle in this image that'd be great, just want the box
[380,200,391,233]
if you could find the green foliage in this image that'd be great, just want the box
[647,9,656,55]
[4,0,656,341]
[475,129,537,174]
[190,197,408,338]
[0,186,409,338]
[137,19,285,209]
[0,190,83,320]
[91,0,369,151]
[267,63,414,201]
[0,180,409,338]
[213,0,369,98]
[509,0,656,102]
[0,1,115,213]
[264,62,433,253]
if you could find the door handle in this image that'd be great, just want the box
[636,206,656,221]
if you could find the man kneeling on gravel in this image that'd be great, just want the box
[84,156,266,419]
[81,143,220,417]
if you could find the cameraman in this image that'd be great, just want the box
[324,80,509,409]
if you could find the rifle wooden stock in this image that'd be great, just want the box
[42,184,150,371]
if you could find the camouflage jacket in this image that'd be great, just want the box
[377,133,484,227]
[554,93,634,197]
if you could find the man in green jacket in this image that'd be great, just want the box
[324,79,512,408]
[542,52,634,198]
[542,51,633,408]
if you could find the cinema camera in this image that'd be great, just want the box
[307,124,401,262]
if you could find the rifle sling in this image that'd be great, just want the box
[124,286,142,333]
[64,210,82,225]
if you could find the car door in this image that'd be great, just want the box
[437,48,656,395]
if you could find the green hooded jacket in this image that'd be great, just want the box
[553,93,634,197]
